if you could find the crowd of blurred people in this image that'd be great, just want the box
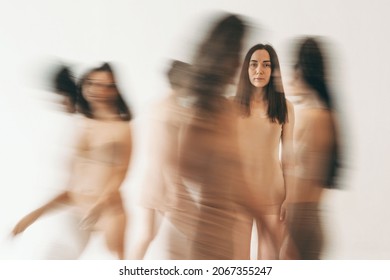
[10,12,343,260]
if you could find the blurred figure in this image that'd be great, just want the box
[235,44,295,259]
[129,60,192,259]
[281,37,341,259]
[12,63,133,259]
[165,13,249,260]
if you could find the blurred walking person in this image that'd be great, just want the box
[12,63,133,259]
[165,14,250,259]
[281,37,342,259]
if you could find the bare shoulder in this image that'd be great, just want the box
[221,97,242,121]
[78,115,93,128]
[119,120,132,139]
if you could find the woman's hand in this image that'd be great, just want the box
[12,209,42,236]
[79,204,103,230]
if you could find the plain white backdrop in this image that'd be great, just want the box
[0,0,389,259]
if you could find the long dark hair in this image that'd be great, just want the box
[235,44,288,124]
[296,37,341,189]
[189,14,246,113]
[53,65,78,112]
[296,37,333,110]
[77,63,132,121]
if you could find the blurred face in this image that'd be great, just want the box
[248,49,272,89]
[82,71,117,103]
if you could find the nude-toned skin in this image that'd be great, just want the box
[129,60,194,259]
[12,71,132,259]
[175,98,249,259]
[148,53,252,259]
[236,49,295,259]
[130,15,247,259]
[285,75,335,203]
[129,90,187,260]
[280,75,336,259]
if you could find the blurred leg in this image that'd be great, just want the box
[233,210,252,259]
[103,212,127,260]
[256,214,284,259]
[44,212,91,259]
[128,208,162,259]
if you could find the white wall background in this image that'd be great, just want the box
[0,0,389,259]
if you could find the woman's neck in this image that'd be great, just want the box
[252,87,266,103]
[91,102,120,121]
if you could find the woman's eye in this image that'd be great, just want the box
[264,63,271,68]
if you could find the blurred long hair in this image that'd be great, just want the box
[295,37,333,110]
[188,14,246,114]
[53,65,78,112]
[296,37,341,188]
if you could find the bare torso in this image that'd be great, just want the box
[237,103,285,214]
[287,88,335,203]
[68,118,131,222]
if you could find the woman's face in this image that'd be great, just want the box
[82,71,117,103]
[248,49,272,89]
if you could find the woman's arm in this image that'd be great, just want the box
[12,191,70,236]
[280,100,295,219]
[79,163,130,230]
[11,119,88,235]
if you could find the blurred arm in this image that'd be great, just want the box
[12,191,70,236]
[80,125,132,228]
[281,100,296,203]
